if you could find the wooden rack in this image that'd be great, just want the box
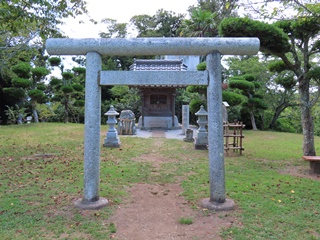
[223,122,245,155]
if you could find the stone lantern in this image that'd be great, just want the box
[194,105,208,150]
[103,105,121,148]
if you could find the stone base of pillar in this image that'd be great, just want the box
[74,197,109,210]
[200,198,235,211]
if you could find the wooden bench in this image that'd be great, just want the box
[302,156,320,174]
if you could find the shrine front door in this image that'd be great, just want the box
[150,94,168,111]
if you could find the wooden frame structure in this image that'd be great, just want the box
[223,122,245,155]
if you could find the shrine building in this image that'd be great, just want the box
[130,59,187,130]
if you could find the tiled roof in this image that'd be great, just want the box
[130,59,187,71]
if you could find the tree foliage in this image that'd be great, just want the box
[130,9,185,37]
[0,0,87,124]
[219,1,320,155]
[179,0,239,37]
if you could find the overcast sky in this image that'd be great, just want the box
[60,0,198,38]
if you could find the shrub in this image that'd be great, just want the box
[61,85,74,94]
[12,62,31,78]
[12,78,31,88]
[3,87,26,99]
[50,78,61,86]
[222,91,243,106]
[274,118,296,133]
[36,83,47,91]
[190,98,206,114]
[31,67,49,79]
[72,84,84,92]
[72,67,86,75]
[219,17,291,54]
[74,100,85,107]
[28,89,46,102]
[229,79,255,92]
[62,72,74,80]
[196,62,206,71]
[48,57,61,66]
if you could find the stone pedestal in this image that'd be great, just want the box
[104,105,121,148]
[74,197,109,210]
[194,105,208,150]
[138,116,180,130]
[201,198,235,211]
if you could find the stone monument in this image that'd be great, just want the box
[117,110,136,135]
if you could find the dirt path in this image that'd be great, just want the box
[108,183,236,240]
[106,134,237,240]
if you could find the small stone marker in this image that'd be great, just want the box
[222,101,229,123]
[183,129,194,142]
[104,105,121,148]
[182,105,190,135]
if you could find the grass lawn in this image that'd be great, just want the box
[0,123,319,239]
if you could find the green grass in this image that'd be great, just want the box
[179,217,194,225]
[0,124,320,239]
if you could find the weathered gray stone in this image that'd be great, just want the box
[81,51,103,205]
[46,37,260,56]
[201,198,235,211]
[104,105,121,148]
[74,197,109,210]
[100,71,208,86]
[137,116,179,130]
[182,105,190,135]
[205,51,233,208]
[222,102,229,123]
[194,105,208,150]
[183,129,194,142]
[117,110,136,135]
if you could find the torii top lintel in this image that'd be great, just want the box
[46,37,260,56]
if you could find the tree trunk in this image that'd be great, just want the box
[64,95,69,123]
[250,110,258,130]
[32,103,39,123]
[299,81,316,156]
[269,102,291,129]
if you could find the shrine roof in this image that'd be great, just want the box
[130,59,188,71]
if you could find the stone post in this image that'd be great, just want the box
[222,101,230,123]
[182,105,190,135]
[201,51,235,211]
[194,105,208,150]
[74,52,108,210]
[104,105,121,148]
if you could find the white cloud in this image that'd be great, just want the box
[59,0,197,38]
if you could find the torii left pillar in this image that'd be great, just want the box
[74,52,108,209]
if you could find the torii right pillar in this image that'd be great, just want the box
[201,51,235,211]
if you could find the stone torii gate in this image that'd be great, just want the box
[46,37,259,210]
